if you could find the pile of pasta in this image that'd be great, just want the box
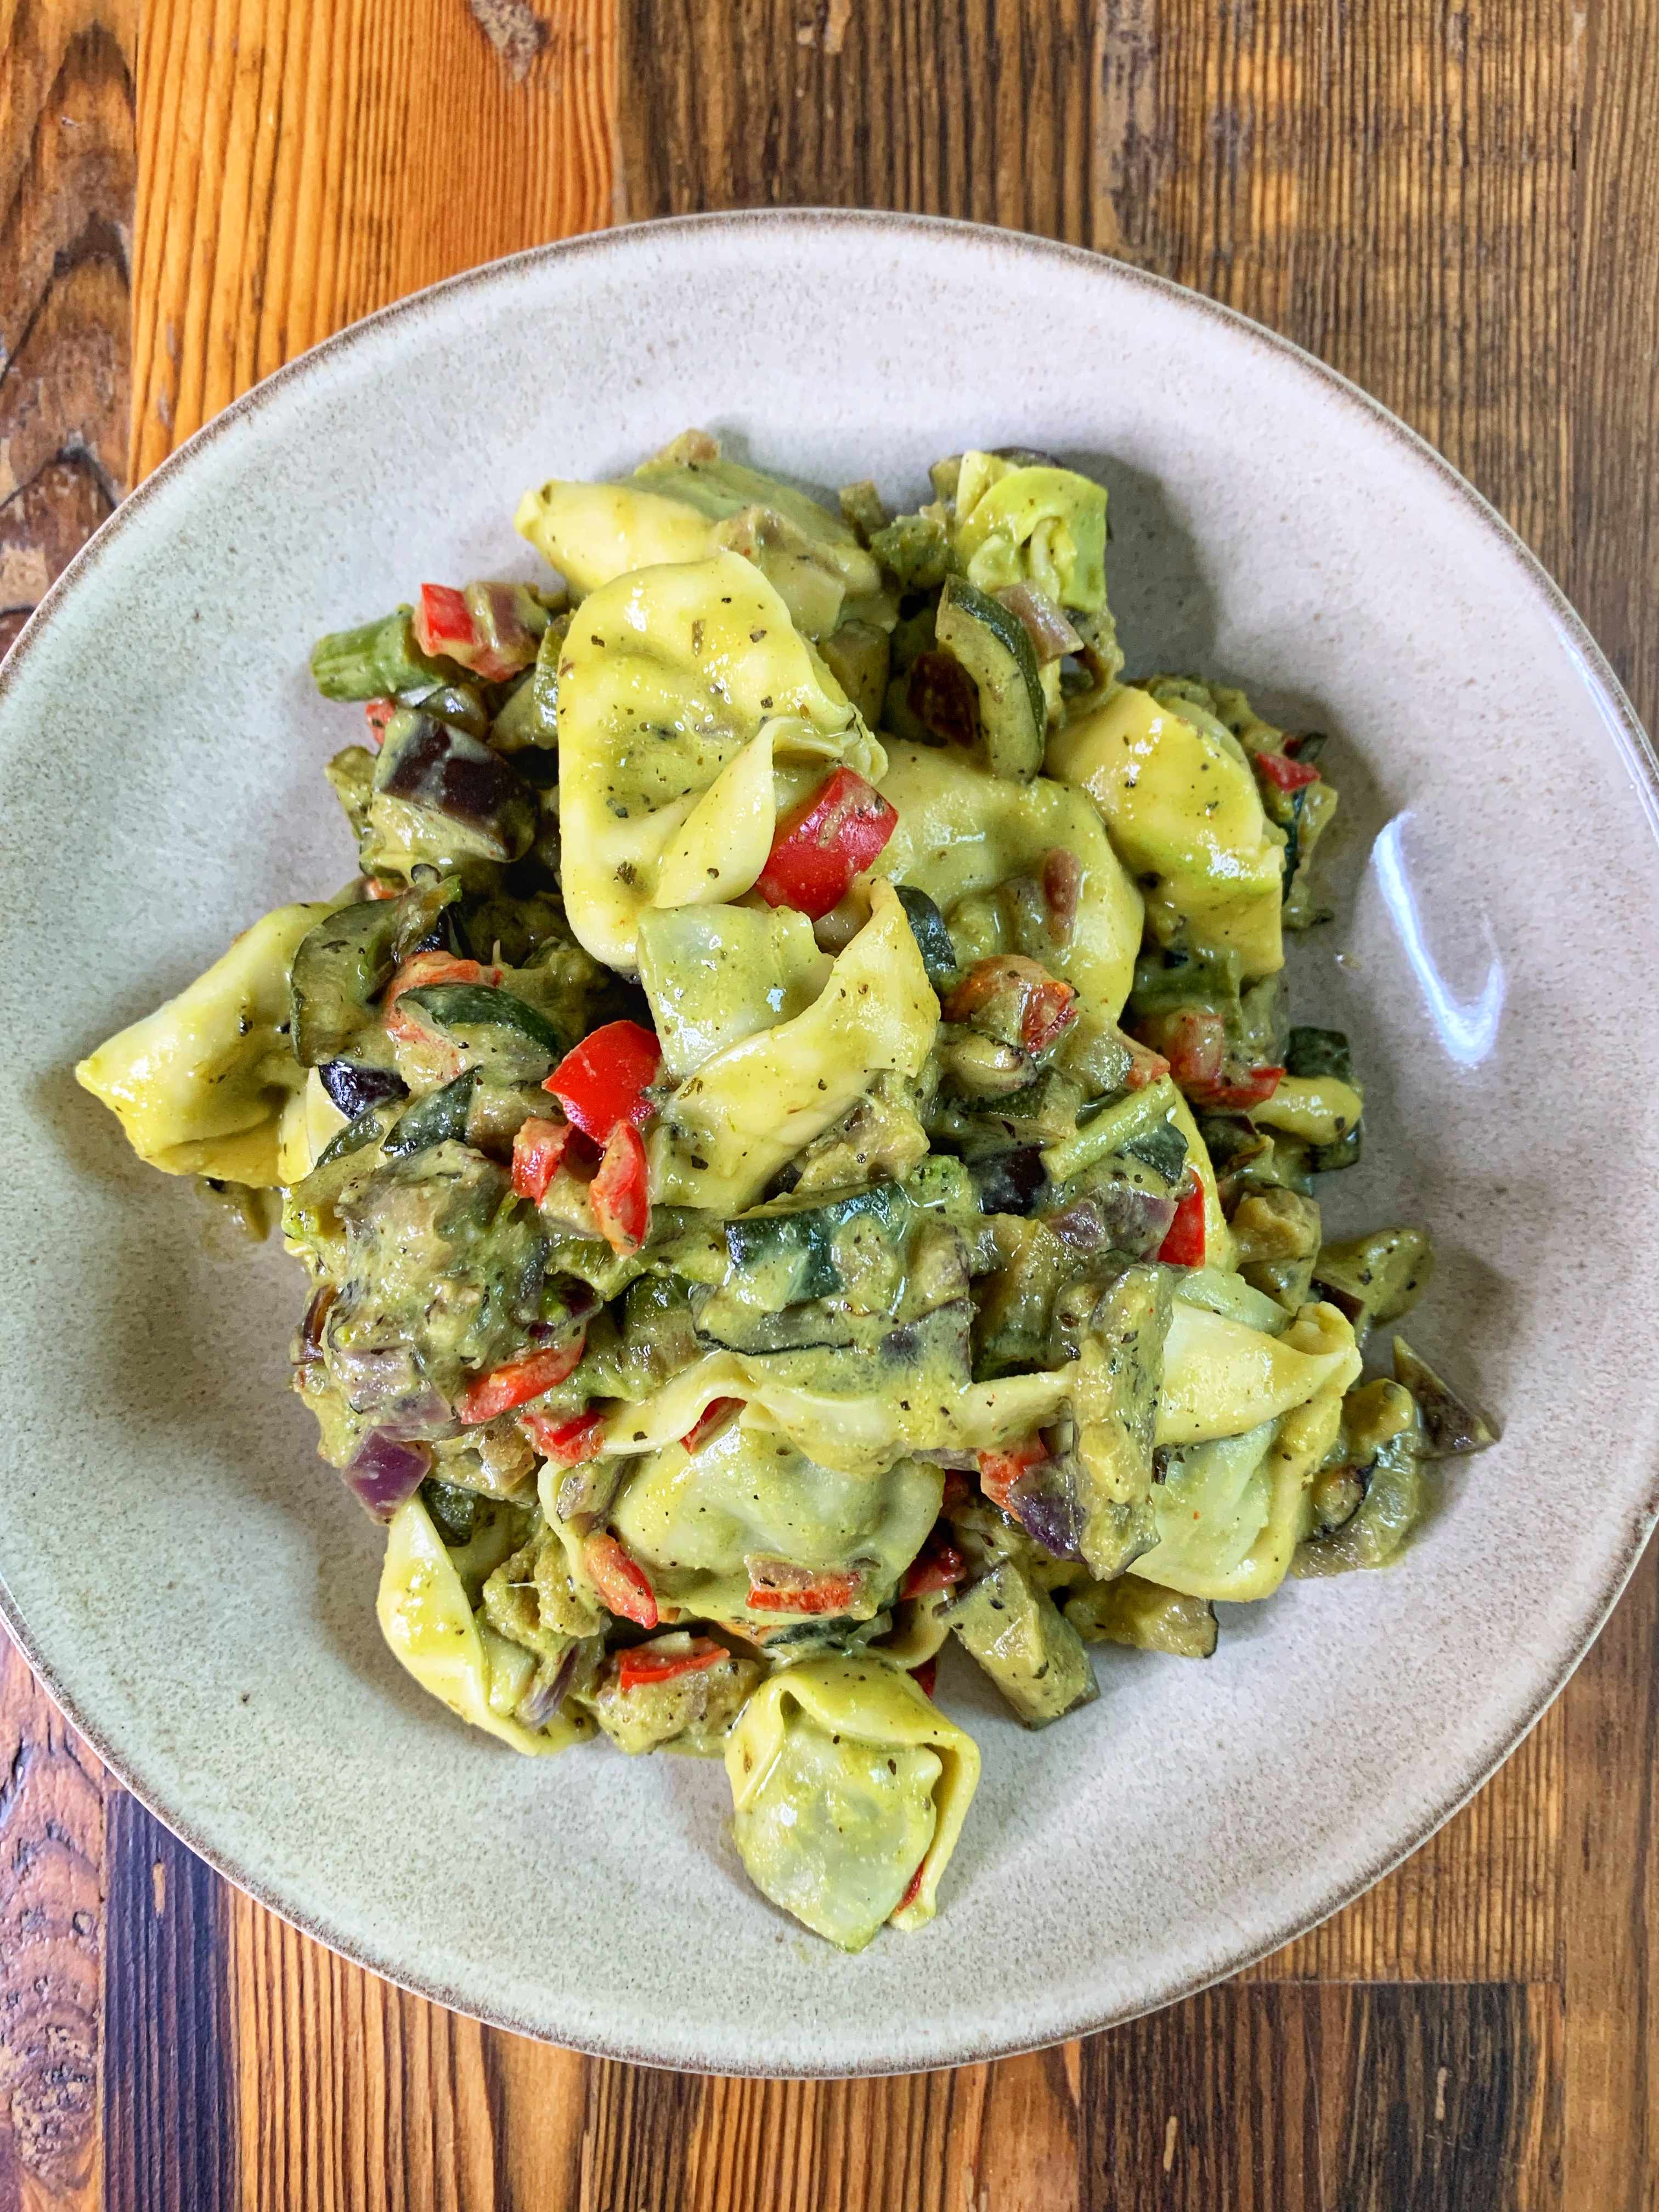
[76,436,1493,1951]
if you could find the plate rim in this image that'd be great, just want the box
[3,206,1656,2075]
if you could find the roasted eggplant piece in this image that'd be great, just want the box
[944,1559,1097,1726]
[1063,1578,1217,1658]
[1392,1338,1497,1457]
[1312,1227,1435,1342]
[373,710,537,864]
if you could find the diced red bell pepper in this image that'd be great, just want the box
[365,697,396,743]
[583,1532,658,1628]
[894,1856,928,1916]
[1156,1178,1207,1268]
[384,951,500,1045]
[511,1115,573,1204]
[977,1435,1048,1513]
[746,1565,860,1615]
[899,1532,967,1599]
[617,1637,725,1693]
[1125,1039,1172,1089]
[413,582,540,684]
[1153,1007,1226,1092]
[590,1124,650,1256]
[414,583,474,657]
[753,768,899,919]
[1020,975,1077,1056]
[1254,748,1322,793]
[910,1658,939,1699]
[681,1396,744,1455]
[545,1020,662,1142]
[365,877,400,900]
[945,956,1077,1058]
[458,1334,587,1425]
[520,1407,606,1465]
[1192,1065,1285,1111]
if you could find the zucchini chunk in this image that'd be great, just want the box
[1070,1262,1175,1579]
[932,577,1047,781]
[1292,1378,1429,1576]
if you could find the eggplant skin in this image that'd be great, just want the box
[375,713,537,860]
[319,1060,409,1118]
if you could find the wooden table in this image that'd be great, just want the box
[3,1,1656,2202]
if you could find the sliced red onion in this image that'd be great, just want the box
[517,1644,580,1728]
[1008,1462,1084,1560]
[344,1432,432,1521]
[995,582,1083,663]
[329,1346,458,1436]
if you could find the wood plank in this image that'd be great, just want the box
[1560,1543,1658,2212]
[1079,1979,1563,2212]
[103,1788,236,2212]
[0,0,135,654]
[128,0,616,481]
[0,1627,105,2212]
[228,1889,510,2212]
[1101,0,1576,569]
[618,0,1102,239]
[484,2042,1077,2212]
[0,7,134,2207]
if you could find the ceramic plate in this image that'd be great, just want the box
[3,213,1657,2076]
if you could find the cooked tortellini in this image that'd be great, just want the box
[951,450,1109,613]
[555,552,884,971]
[1130,1361,1348,1602]
[871,739,1143,1019]
[1048,681,1286,978]
[517,432,881,637]
[78,426,1468,1960]
[649,881,937,1213]
[377,1494,592,1755]
[635,904,832,1080]
[1156,1300,1360,1446]
[76,899,343,1185]
[607,1414,942,1623]
[726,1658,980,1949]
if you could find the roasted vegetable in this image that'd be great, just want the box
[1063,1579,1218,1658]
[1392,1339,1497,1457]
[945,1559,1097,1726]
[1312,1227,1435,1341]
[1293,1379,1429,1576]
[930,577,1047,780]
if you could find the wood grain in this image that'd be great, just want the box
[0,5,134,2205]
[128,0,616,480]
[0,1630,105,2212]
[103,1792,235,2212]
[1080,1980,1564,2212]
[0,0,134,653]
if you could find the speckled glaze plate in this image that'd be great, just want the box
[3,212,1657,2076]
